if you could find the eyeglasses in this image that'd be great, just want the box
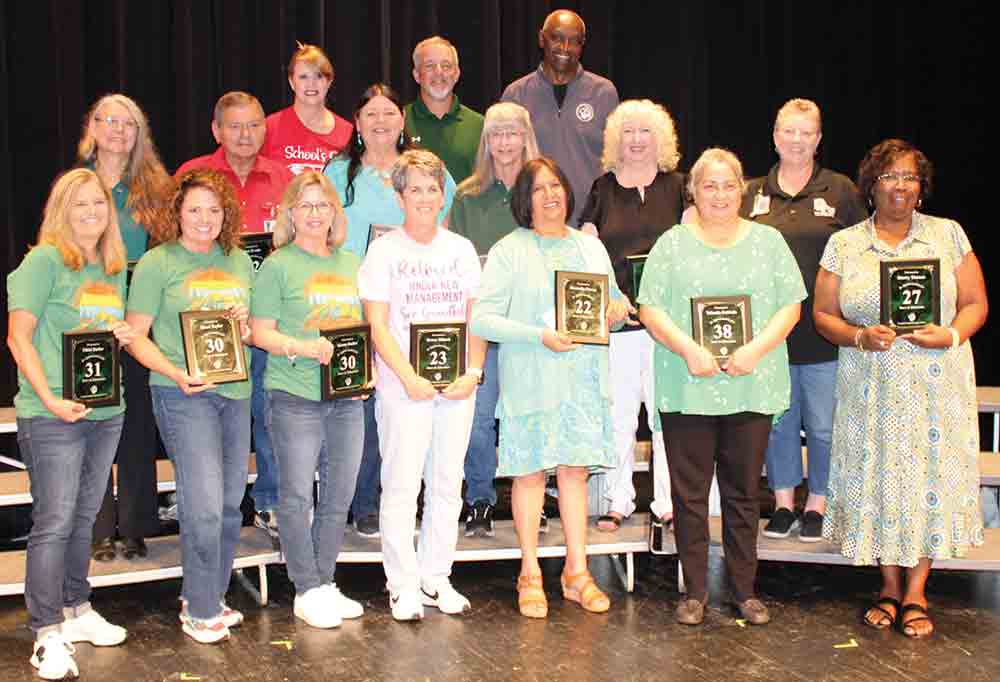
[95,116,138,131]
[699,182,741,195]
[876,172,920,185]
[420,61,456,74]
[488,129,525,141]
[294,201,334,215]
[223,121,264,134]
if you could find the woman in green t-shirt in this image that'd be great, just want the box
[7,168,135,679]
[125,169,254,644]
[250,171,369,629]
[638,148,805,627]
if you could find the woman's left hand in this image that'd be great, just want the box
[606,299,630,328]
[441,373,478,401]
[723,344,761,377]
[109,320,136,347]
[901,324,954,349]
[229,304,251,341]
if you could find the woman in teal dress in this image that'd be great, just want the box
[471,158,629,618]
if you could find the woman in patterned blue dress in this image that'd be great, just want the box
[814,139,988,638]
[471,158,629,618]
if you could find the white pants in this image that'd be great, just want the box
[376,391,476,594]
[602,329,721,518]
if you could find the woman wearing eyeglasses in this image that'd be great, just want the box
[250,171,369,628]
[77,94,173,563]
[814,139,988,638]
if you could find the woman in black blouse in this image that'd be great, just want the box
[579,99,684,533]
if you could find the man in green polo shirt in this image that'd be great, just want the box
[404,36,484,184]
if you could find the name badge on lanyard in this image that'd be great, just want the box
[750,191,770,218]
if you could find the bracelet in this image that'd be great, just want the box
[283,339,298,366]
[948,327,960,349]
[854,327,865,351]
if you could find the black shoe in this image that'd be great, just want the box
[355,513,380,538]
[762,508,798,538]
[121,537,148,559]
[538,510,549,534]
[465,501,495,538]
[91,538,117,562]
[798,510,824,543]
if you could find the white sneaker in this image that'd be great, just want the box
[294,587,341,629]
[325,584,363,619]
[420,579,470,615]
[389,589,424,621]
[30,632,79,680]
[179,599,243,629]
[61,607,127,646]
[180,611,230,644]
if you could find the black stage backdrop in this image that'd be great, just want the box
[0,1,992,402]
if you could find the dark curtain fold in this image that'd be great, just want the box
[1,0,992,404]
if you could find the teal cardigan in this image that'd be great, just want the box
[471,227,623,418]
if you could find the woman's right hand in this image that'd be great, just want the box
[404,374,438,401]
[44,397,92,423]
[303,337,334,365]
[542,328,578,353]
[682,343,721,377]
[859,324,896,352]
[170,369,216,395]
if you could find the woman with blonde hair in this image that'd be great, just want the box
[78,93,174,562]
[250,171,370,628]
[7,168,135,679]
[580,98,684,534]
[450,101,540,537]
[125,169,254,644]
[263,42,354,174]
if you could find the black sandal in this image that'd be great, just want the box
[596,514,622,532]
[862,596,900,630]
[121,537,148,560]
[899,603,934,638]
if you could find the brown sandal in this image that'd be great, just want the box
[517,574,548,618]
[561,571,610,613]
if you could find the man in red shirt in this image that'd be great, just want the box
[176,91,293,539]
[177,91,293,233]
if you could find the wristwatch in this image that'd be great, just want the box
[466,367,484,385]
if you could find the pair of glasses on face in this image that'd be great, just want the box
[876,172,920,185]
[488,129,525,142]
[294,201,334,215]
[95,116,138,131]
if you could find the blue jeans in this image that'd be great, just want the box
[764,360,837,495]
[350,398,381,519]
[249,347,278,511]
[18,415,124,631]
[268,390,364,594]
[151,387,250,620]
[464,343,499,505]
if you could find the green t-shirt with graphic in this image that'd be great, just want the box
[251,243,363,401]
[7,244,127,420]
[128,241,254,400]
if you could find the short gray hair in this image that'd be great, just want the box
[686,148,745,197]
[412,36,459,69]
[391,149,446,194]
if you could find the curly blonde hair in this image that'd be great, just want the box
[601,99,681,173]
[155,169,243,254]
[272,171,347,250]
[36,168,126,274]
[77,94,173,234]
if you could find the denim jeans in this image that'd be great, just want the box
[151,387,250,620]
[18,414,124,631]
[268,390,364,594]
[764,361,837,495]
[350,398,381,519]
[249,347,278,511]
[464,343,499,505]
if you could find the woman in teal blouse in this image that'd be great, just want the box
[472,158,629,618]
[638,148,805,627]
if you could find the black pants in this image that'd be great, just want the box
[660,411,771,602]
[92,351,162,539]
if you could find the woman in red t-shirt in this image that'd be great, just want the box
[262,43,354,176]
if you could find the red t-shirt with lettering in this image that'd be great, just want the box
[262,107,353,176]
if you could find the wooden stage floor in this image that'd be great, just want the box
[1,529,999,682]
